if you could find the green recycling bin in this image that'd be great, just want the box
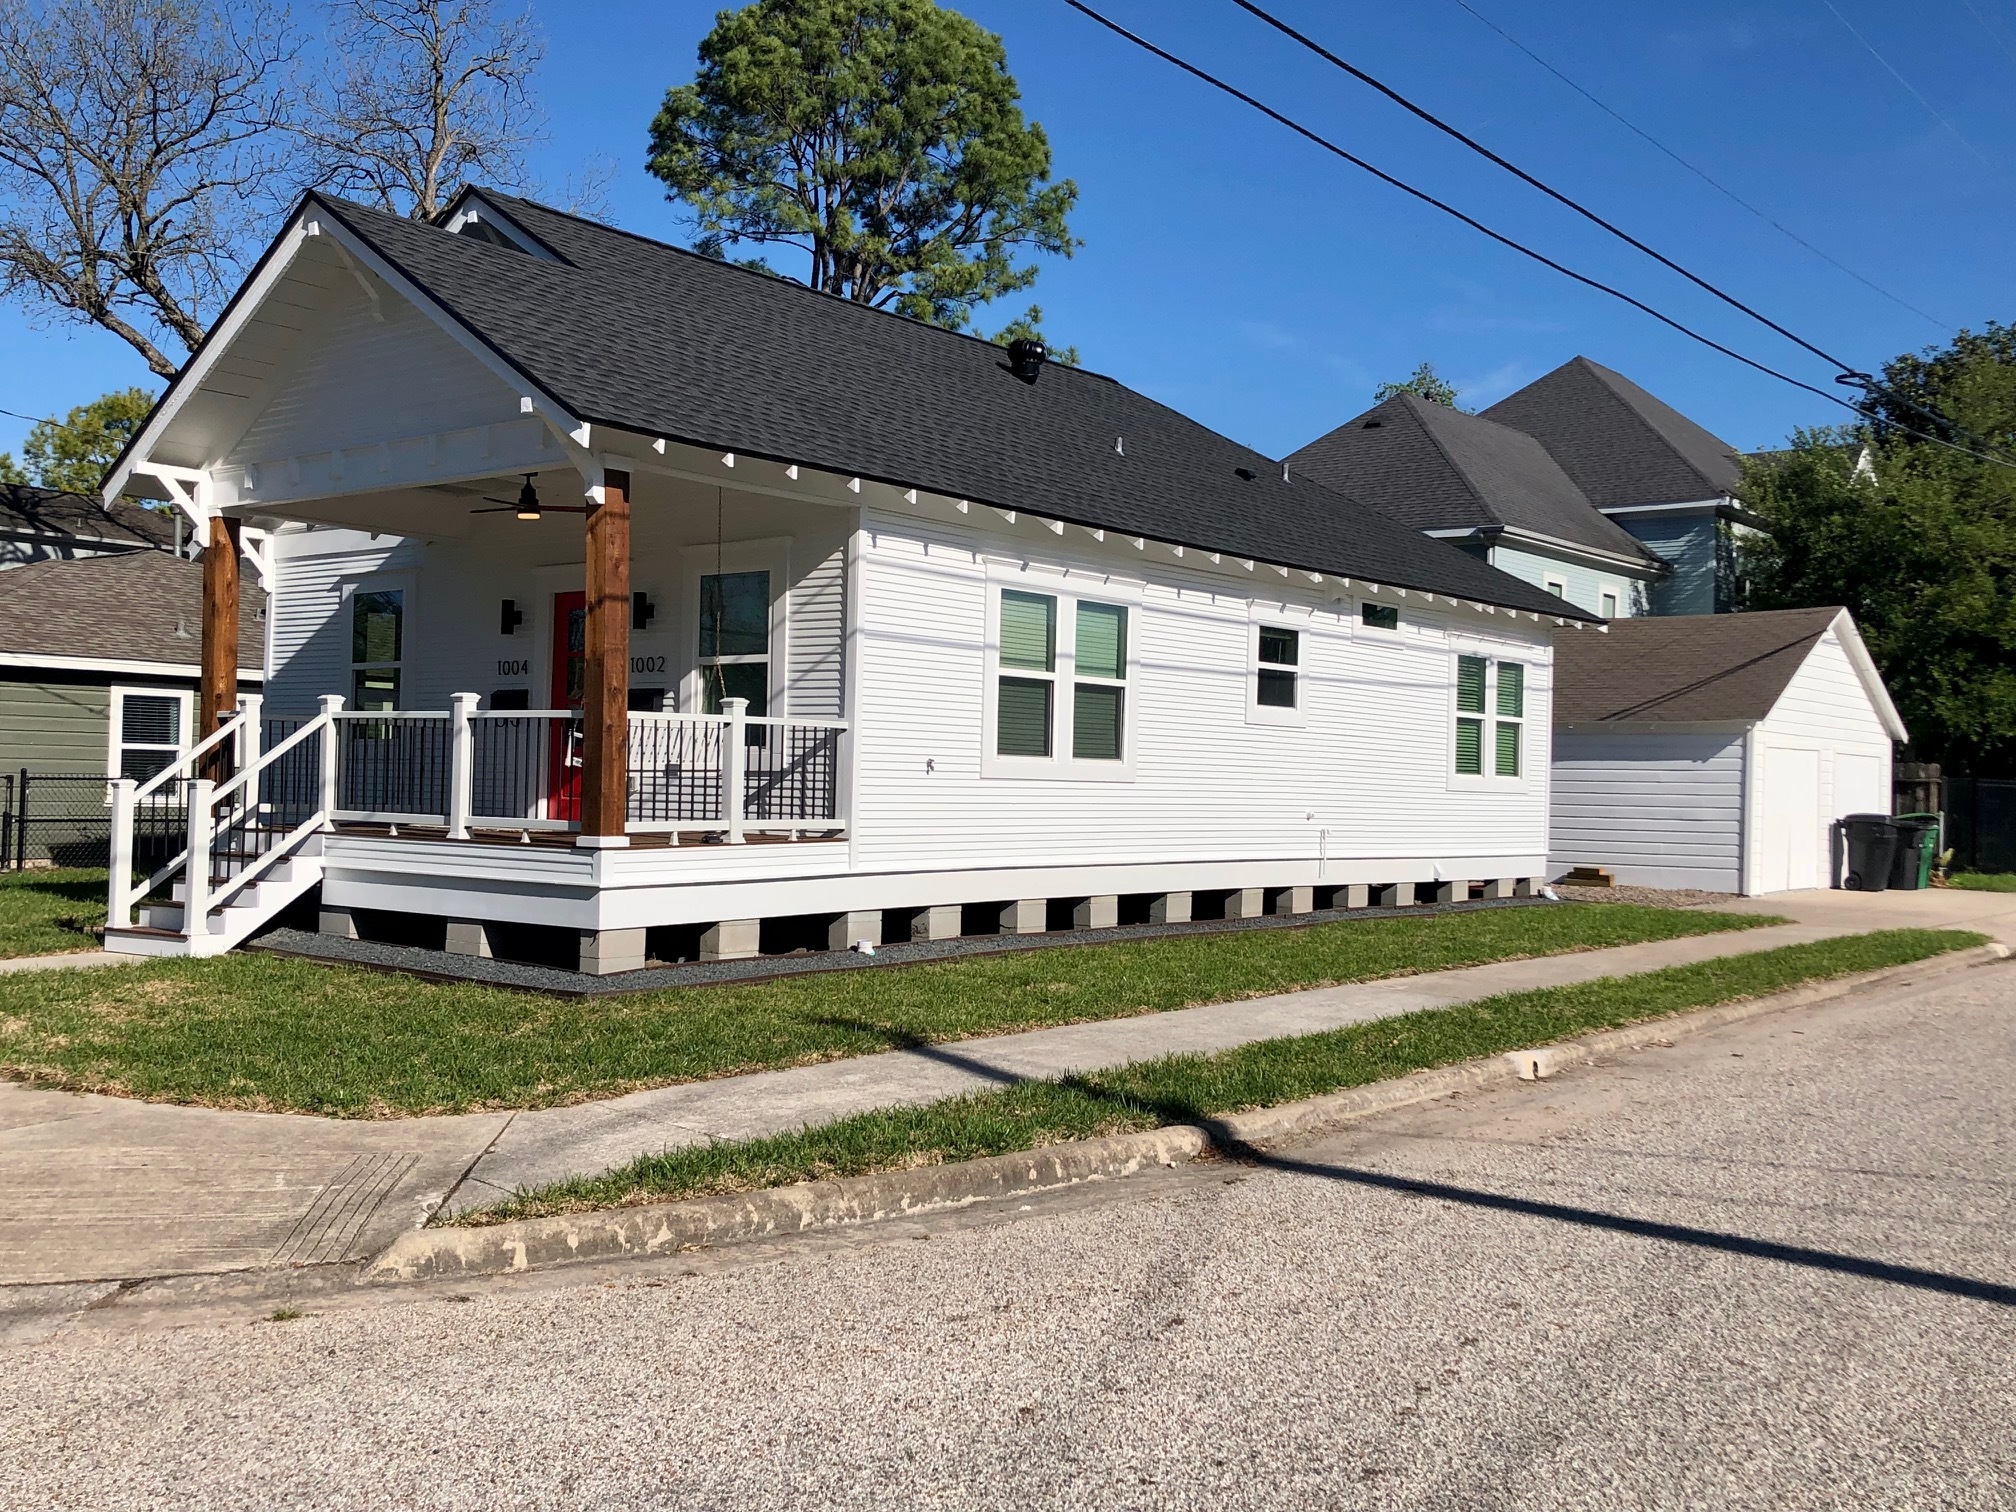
[1889,813,1940,891]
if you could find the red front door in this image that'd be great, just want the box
[549,591,586,821]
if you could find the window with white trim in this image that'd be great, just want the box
[108,687,190,781]
[1455,655,1524,779]
[1543,576,1567,599]
[1360,601,1399,631]
[988,583,1134,771]
[1599,589,1620,619]
[996,588,1056,757]
[350,588,403,712]
[1247,617,1308,727]
[699,569,771,717]
[1071,600,1128,760]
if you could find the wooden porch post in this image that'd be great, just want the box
[199,514,242,780]
[579,467,631,841]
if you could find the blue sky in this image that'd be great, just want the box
[3,0,2010,465]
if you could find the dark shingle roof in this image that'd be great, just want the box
[0,550,264,671]
[1551,607,1842,725]
[0,484,177,551]
[295,191,1593,621]
[1286,394,1659,563]
[1482,357,1743,508]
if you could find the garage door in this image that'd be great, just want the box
[1756,745,1823,892]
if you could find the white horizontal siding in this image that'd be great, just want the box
[1549,729,1744,891]
[851,512,1553,873]
[785,534,847,720]
[266,528,422,713]
[222,290,516,468]
[1755,628,1894,850]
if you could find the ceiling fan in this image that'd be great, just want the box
[468,474,587,521]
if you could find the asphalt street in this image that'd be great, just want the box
[3,955,2011,1510]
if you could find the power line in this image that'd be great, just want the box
[1221,0,2016,465]
[1954,0,2016,74]
[1817,0,2002,174]
[1444,0,1952,331]
[1056,0,2016,472]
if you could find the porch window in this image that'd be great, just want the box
[1071,601,1128,760]
[699,570,770,717]
[996,589,1055,757]
[350,589,403,711]
[109,688,188,781]
[1256,625,1298,708]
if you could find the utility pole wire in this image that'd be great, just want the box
[1054,0,2016,473]
[1221,0,2016,465]
[1816,0,2002,174]
[1954,0,2016,73]
[1445,0,1952,331]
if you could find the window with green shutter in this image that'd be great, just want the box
[1455,717,1483,775]
[996,590,1058,757]
[1495,719,1520,776]
[1496,661,1523,718]
[1456,654,1486,714]
[1072,601,1127,759]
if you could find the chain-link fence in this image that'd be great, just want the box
[3,770,190,871]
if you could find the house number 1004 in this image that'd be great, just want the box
[496,659,530,677]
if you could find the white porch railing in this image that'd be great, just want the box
[108,693,346,932]
[109,694,852,933]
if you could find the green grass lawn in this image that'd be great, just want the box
[0,869,108,958]
[0,901,1775,1117]
[458,928,1984,1225]
[1948,873,2016,893]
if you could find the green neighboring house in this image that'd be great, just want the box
[0,549,265,809]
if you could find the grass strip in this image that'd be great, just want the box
[453,928,1986,1226]
[1948,873,2016,893]
[0,869,108,959]
[0,902,1773,1117]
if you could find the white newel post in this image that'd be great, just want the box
[723,697,748,844]
[317,693,345,821]
[448,692,478,840]
[235,692,264,771]
[185,778,215,930]
[107,778,135,928]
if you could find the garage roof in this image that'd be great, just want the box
[1552,607,1903,739]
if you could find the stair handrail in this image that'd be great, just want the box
[198,700,344,918]
[132,707,248,801]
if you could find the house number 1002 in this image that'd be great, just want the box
[631,655,667,674]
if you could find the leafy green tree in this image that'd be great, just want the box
[646,0,1079,332]
[1374,361,1467,409]
[1741,325,2016,772]
[0,387,156,495]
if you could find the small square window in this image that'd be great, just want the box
[1544,578,1567,599]
[1361,602,1399,631]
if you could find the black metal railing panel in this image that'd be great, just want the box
[627,716,726,825]
[743,722,842,824]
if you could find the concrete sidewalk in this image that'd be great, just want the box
[3,886,2010,1283]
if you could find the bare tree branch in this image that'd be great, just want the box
[301,0,546,220]
[0,0,300,378]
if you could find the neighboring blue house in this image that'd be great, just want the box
[1480,357,1754,616]
[1289,356,1760,619]
[1285,391,1663,620]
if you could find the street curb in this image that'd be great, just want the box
[363,941,2009,1283]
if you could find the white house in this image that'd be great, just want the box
[1549,607,1905,894]
[98,188,1599,972]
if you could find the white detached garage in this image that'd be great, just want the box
[1549,608,1904,894]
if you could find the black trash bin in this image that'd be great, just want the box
[1841,813,1900,891]
[1889,814,1939,890]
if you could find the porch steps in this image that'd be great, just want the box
[105,840,327,959]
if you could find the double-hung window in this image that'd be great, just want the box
[1257,626,1298,708]
[350,589,403,711]
[1455,655,1525,779]
[698,569,771,717]
[1072,601,1127,760]
[991,585,1133,769]
[996,589,1056,757]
